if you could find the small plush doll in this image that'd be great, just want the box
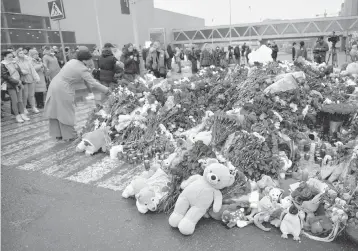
[76,127,110,156]
[169,163,235,235]
[222,208,252,228]
[122,164,170,214]
[280,205,304,241]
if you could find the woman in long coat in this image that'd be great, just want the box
[44,47,110,141]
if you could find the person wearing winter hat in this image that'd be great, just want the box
[44,46,110,141]
[120,43,140,81]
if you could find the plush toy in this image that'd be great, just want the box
[253,187,284,231]
[222,208,253,228]
[278,151,293,179]
[168,163,235,235]
[280,205,304,241]
[122,164,170,214]
[76,127,110,156]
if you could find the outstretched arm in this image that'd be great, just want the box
[80,69,109,94]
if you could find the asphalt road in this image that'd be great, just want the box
[3,166,358,251]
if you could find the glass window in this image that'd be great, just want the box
[4,13,46,29]
[1,0,21,13]
[8,29,47,44]
[1,29,8,44]
[48,30,76,44]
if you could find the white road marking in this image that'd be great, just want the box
[96,165,143,191]
[66,156,122,184]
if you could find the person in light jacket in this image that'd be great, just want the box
[44,47,110,142]
[16,48,40,114]
[200,44,212,67]
[1,50,29,123]
[43,47,61,82]
[29,49,47,109]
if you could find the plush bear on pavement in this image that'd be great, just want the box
[169,163,235,235]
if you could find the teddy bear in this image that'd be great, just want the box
[122,163,170,214]
[76,127,110,156]
[168,163,235,235]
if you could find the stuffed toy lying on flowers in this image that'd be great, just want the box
[122,163,170,214]
[169,163,235,235]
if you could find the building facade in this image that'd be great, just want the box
[1,0,77,50]
[1,0,205,50]
[340,0,358,16]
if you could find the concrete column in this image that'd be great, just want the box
[42,17,49,44]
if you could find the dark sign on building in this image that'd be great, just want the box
[121,0,130,15]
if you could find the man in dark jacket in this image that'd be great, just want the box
[292,42,296,61]
[313,36,329,64]
[241,43,247,64]
[234,45,241,65]
[166,43,174,70]
[271,41,279,61]
[120,43,140,82]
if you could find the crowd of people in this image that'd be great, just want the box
[2,35,355,140]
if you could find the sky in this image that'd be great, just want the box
[154,0,344,26]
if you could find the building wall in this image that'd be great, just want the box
[340,0,358,16]
[17,0,204,47]
[153,9,205,44]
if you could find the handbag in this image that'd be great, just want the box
[92,68,100,80]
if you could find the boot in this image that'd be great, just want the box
[16,115,24,123]
[20,113,30,121]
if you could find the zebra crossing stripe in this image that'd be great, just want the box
[96,165,143,191]
[66,156,122,184]
[1,133,51,155]
[45,152,105,178]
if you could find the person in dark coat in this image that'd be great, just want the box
[234,45,241,65]
[292,42,296,61]
[313,36,329,64]
[241,43,247,64]
[271,41,279,61]
[98,43,121,89]
[166,43,174,70]
[120,43,140,82]
[200,45,212,67]
[245,46,251,64]
[188,49,198,74]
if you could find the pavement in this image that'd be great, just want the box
[1,77,358,251]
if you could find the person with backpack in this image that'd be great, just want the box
[234,45,241,65]
[1,50,29,123]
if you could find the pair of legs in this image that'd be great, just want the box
[7,88,29,122]
[22,83,37,112]
[35,92,44,108]
[49,119,76,141]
